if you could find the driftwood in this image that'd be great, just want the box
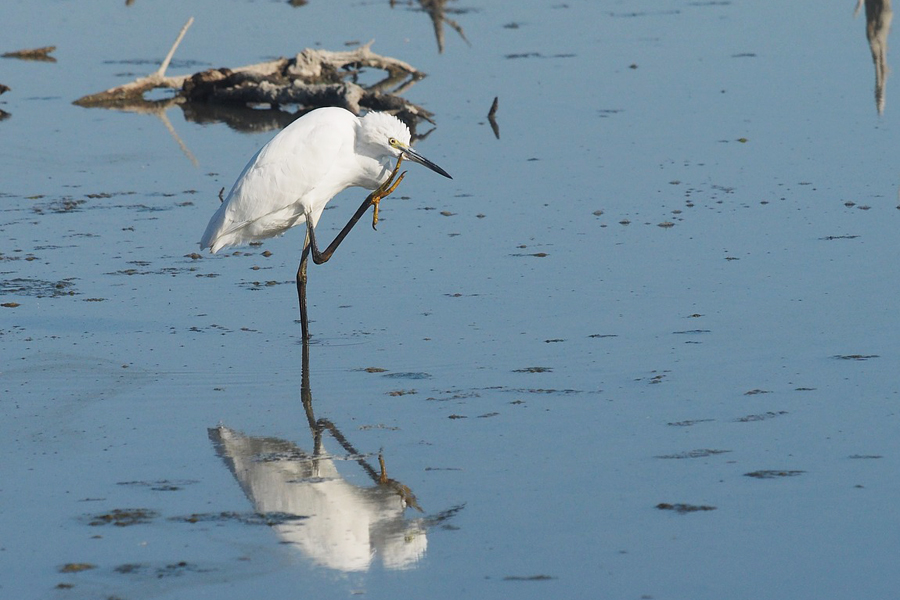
[74,18,435,128]
[1,46,57,62]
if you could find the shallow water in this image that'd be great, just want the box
[2,1,900,599]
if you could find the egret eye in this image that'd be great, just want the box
[388,137,398,147]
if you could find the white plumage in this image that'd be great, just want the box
[201,107,448,253]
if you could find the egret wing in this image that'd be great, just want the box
[201,109,357,251]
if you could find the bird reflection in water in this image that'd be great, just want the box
[209,341,432,572]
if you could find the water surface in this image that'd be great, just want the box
[2,1,899,599]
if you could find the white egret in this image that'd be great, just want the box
[200,106,451,339]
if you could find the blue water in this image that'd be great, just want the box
[2,1,899,599]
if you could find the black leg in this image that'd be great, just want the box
[296,235,311,340]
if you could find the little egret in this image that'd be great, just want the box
[200,106,451,339]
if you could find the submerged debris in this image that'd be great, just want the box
[667,418,715,427]
[734,411,787,423]
[744,470,805,479]
[512,366,552,373]
[656,503,717,514]
[833,354,879,361]
[655,449,731,459]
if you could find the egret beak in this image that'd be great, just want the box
[401,145,452,179]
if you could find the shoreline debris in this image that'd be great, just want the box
[74,18,436,132]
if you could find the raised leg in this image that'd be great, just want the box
[306,156,406,265]
[297,156,406,339]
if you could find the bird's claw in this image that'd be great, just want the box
[371,171,406,229]
[371,156,407,230]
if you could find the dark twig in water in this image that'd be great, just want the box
[488,96,500,139]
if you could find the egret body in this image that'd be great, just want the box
[200,107,451,339]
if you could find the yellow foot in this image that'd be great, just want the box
[371,156,407,230]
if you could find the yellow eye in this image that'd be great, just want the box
[388,137,398,147]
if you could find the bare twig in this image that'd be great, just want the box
[157,17,194,78]
[74,18,195,106]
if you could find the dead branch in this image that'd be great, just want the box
[74,18,194,107]
[74,20,434,129]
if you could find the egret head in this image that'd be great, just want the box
[360,111,452,179]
